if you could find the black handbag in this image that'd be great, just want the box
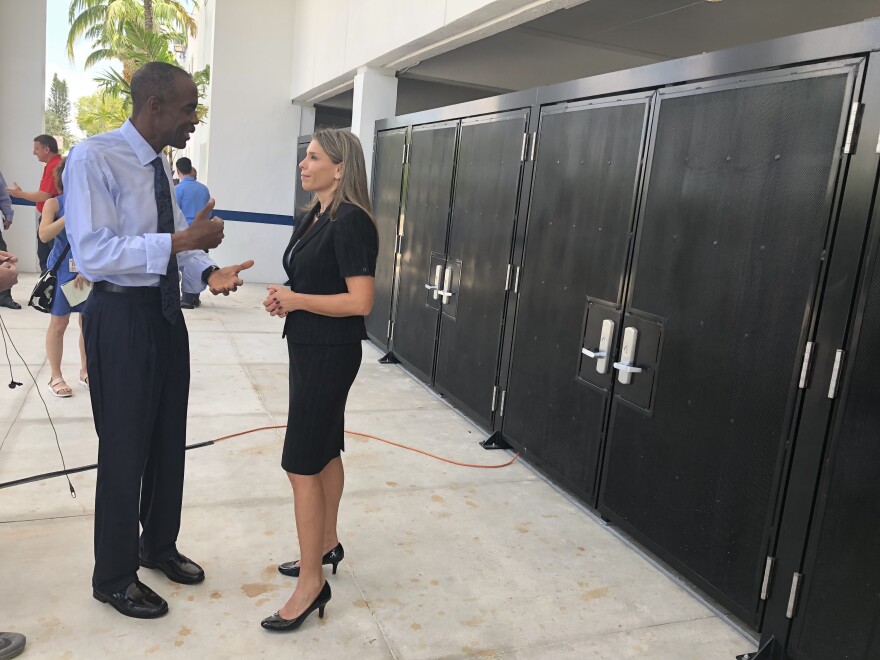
[28,243,71,313]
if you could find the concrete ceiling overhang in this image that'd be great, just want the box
[316,0,880,115]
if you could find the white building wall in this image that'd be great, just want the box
[0,0,47,274]
[198,0,300,285]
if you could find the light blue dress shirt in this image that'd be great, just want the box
[175,176,211,225]
[0,169,13,222]
[63,119,214,291]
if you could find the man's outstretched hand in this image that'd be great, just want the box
[207,260,255,295]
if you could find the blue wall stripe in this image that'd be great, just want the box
[9,196,293,226]
[214,209,294,226]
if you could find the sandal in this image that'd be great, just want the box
[79,372,90,390]
[48,377,73,398]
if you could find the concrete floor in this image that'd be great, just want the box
[0,274,757,659]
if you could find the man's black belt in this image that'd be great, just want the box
[94,281,162,298]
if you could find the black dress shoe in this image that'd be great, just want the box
[261,581,331,632]
[0,300,21,310]
[0,632,26,659]
[140,551,205,584]
[279,542,344,577]
[93,580,168,619]
[179,300,194,310]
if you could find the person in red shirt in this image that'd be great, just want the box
[7,134,62,273]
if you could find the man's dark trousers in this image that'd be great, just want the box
[83,287,190,593]
[36,213,53,272]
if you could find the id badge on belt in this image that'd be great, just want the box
[69,259,78,273]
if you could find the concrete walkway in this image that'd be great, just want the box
[0,274,756,659]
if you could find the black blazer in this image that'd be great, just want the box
[282,202,378,344]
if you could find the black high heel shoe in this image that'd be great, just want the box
[261,581,331,632]
[278,542,344,577]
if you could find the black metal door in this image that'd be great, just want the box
[432,111,529,428]
[781,183,880,659]
[390,121,458,384]
[502,95,652,504]
[598,62,862,625]
[366,128,407,348]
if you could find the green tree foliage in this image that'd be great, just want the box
[45,74,77,149]
[76,90,128,136]
[67,0,197,73]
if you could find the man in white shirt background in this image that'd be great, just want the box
[63,61,254,619]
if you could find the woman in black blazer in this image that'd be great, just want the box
[261,128,378,632]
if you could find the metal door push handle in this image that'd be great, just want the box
[582,319,615,374]
[613,326,643,384]
[439,267,455,303]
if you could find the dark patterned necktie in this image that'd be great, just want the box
[151,157,181,324]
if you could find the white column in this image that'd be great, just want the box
[0,0,47,273]
[351,67,398,186]
[203,0,299,284]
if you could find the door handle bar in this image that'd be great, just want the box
[582,319,615,374]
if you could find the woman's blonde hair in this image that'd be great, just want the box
[304,128,374,223]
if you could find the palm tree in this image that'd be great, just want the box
[67,0,198,74]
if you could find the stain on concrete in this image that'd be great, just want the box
[178,627,191,637]
[256,598,270,607]
[515,523,531,533]
[242,583,279,598]
[580,586,609,601]
[264,530,274,536]
[387,597,403,606]
[411,623,422,630]
[353,599,369,608]
[466,500,479,509]
[261,564,278,581]
[210,591,223,600]
[410,578,420,583]
[174,640,184,648]
[386,481,398,487]
[431,495,445,503]
[460,616,485,627]
[430,579,440,586]
[542,513,558,518]
[436,511,452,519]
[145,646,160,654]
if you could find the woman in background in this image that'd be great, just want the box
[262,128,378,632]
[39,158,89,397]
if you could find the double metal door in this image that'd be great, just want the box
[504,59,865,627]
[390,112,530,428]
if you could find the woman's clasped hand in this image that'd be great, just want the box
[263,284,294,317]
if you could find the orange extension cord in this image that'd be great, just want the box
[212,425,520,469]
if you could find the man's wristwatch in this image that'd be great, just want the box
[201,265,220,285]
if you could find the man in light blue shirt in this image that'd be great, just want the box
[174,156,211,308]
[63,62,254,620]
[0,170,20,309]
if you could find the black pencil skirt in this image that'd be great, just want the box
[282,341,362,475]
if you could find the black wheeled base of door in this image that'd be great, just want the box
[736,636,777,660]
[480,431,512,450]
[378,352,400,364]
